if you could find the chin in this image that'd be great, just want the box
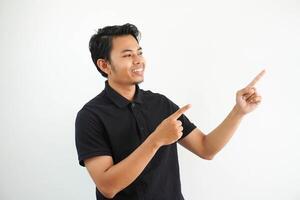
[134,78,144,85]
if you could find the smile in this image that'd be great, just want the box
[132,68,144,72]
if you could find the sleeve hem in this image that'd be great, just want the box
[178,125,197,141]
[79,151,112,167]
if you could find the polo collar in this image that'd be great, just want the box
[104,80,143,108]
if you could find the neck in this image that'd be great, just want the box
[108,79,136,102]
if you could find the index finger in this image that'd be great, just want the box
[246,69,266,87]
[170,104,191,119]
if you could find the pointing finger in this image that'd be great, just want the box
[170,104,191,120]
[247,69,266,87]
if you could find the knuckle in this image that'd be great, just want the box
[166,118,173,123]
[171,120,177,125]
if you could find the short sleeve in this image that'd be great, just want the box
[163,95,197,141]
[75,108,112,167]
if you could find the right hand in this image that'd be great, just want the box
[152,104,192,146]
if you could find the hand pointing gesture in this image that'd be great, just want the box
[152,104,191,146]
[235,69,266,115]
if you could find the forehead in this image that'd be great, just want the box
[111,35,139,52]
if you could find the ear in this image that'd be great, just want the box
[96,59,110,75]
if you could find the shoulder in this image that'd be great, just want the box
[77,90,110,114]
[142,89,177,106]
[140,89,178,113]
[140,88,169,101]
[75,91,107,122]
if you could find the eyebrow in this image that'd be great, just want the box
[121,47,143,54]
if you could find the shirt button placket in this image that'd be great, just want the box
[130,103,146,141]
[130,103,142,141]
[131,102,135,109]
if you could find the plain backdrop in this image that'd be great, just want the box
[1,0,300,199]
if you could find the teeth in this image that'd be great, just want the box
[133,68,143,72]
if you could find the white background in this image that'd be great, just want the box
[1,0,300,199]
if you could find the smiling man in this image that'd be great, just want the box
[75,23,265,200]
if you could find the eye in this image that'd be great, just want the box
[123,54,132,57]
[138,52,143,55]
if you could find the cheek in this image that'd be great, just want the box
[115,62,132,74]
[121,61,132,70]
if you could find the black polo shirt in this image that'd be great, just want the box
[75,80,197,200]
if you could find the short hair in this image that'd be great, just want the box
[89,23,141,77]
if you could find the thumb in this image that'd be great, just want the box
[238,87,255,97]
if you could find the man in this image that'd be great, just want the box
[75,23,265,200]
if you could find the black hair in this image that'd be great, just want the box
[89,23,141,78]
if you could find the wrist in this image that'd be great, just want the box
[232,104,246,118]
[148,132,163,149]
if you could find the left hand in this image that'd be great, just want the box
[235,69,266,115]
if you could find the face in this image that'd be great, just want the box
[102,35,146,86]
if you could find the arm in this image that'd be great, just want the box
[85,104,191,198]
[178,105,243,160]
[179,70,265,159]
[85,134,160,199]
[202,104,244,158]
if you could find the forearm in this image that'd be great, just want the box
[103,133,161,196]
[101,103,191,197]
[203,104,245,157]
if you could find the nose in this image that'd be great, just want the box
[133,54,142,65]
